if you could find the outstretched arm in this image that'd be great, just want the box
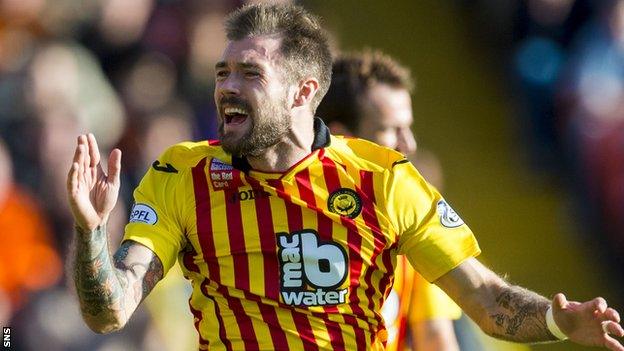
[68,133,163,333]
[435,258,624,350]
[74,232,163,333]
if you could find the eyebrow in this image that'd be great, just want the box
[215,61,263,71]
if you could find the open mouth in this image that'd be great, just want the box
[224,107,249,125]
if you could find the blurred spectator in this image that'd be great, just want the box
[510,0,583,175]
[0,138,61,320]
[557,0,624,264]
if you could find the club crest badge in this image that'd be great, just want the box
[328,188,362,219]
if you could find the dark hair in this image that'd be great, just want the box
[225,3,332,112]
[317,49,414,133]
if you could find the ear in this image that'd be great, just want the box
[327,121,354,136]
[293,77,320,108]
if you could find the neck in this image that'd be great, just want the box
[247,114,315,173]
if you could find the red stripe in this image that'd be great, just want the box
[295,169,345,349]
[246,178,289,350]
[191,158,220,282]
[319,157,365,318]
[223,188,250,291]
[222,188,259,350]
[268,179,303,230]
[189,303,210,347]
[202,279,260,350]
[319,156,374,347]
[200,280,233,351]
[182,245,200,273]
[268,179,318,351]
[247,178,280,300]
[343,314,367,351]
[359,170,388,338]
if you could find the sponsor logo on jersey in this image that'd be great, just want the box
[327,188,362,219]
[209,158,243,190]
[436,200,464,228]
[228,188,270,203]
[129,203,158,225]
[277,230,348,307]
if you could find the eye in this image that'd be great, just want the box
[215,70,229,80]
[244,71,260,78]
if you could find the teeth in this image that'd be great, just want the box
[224,107,247,115]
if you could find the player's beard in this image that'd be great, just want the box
[218,94,291,158]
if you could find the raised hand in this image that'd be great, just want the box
[553,293,624,351]
[67,133,122,232]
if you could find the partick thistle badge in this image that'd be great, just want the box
[327,188,362,219]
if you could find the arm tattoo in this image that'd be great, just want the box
[74,224,124,319]
[488,285,556,342]
[113,241,163,305]
[73,224,163,332]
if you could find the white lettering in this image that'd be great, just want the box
[280,289,348,307]
[282,263,302,287]
[129,204,158,225]
[300,233,347,288]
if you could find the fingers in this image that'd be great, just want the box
[593,297,608,314]
[603,321,624,337]
[78,135,91,172]
[605,308,621,323]
[87,133,101,167]
[77,144,86,185]
[604,334,624,351]
[108,148,122,185]
[553,293,568,310]
[67,162,79,194]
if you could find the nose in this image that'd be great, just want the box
[216,73,241,97]
[396,127,417,155]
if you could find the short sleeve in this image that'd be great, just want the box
[386,160,481,282]
[123,149,188,276]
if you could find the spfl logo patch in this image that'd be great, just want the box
[129,203,158,225]
[436,200,464,228]
[328,188,362,219]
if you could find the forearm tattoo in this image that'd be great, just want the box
[74,224,125,319]
[113,241,163,305]
[73,225,163,330]
[489,285,556,342]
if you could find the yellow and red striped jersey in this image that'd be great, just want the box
[124,119,480,350]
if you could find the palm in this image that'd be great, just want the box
[67,134,121,231]
[553,294,624,351]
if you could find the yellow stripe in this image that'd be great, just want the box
[210,190,234,287]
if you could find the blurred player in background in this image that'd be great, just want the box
[317,49,464,351]
[67,3,624,351]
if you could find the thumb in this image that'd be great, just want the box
[108,148,122,185]
[553,293,568,311]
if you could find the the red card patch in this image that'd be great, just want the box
[209,158,244,190]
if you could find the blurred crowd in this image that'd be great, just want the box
[1,0,623,350]
[501,0,624,271]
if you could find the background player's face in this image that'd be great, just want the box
[214,35,291,157]
[357,84,417,155]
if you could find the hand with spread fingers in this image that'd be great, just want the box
[66,133,122,232]
[553,293,624,351]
